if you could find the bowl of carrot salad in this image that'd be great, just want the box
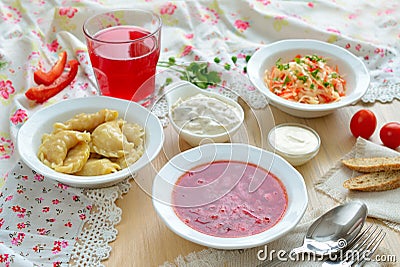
[247,39,369,118]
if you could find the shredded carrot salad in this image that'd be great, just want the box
[264,54,346,104]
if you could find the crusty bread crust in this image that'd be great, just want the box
[342,157,400,173]
[343,170,400,192]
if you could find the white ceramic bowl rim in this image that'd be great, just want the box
[152,143,308,249]
[247,39,370,111]
[17,96,164,187]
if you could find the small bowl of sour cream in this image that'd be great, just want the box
[164,81,244,147]
[268,123,320,166]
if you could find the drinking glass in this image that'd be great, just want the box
[83,9,162,104]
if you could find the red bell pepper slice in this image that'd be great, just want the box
[34,51,67,86]
[26,59,79,104]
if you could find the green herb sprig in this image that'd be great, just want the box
[158,53,253,89]
[158,57,221,89]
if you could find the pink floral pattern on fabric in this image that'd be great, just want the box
[46,40,60,52]
[234,19,250,32]
[160,2,177,15]
[58,7,78,18]
[0,81,15,101]
[0,6,22,24]
[0,162,92,266]
[195,6,219,25]
[257,0,271,5]
[9,109,28,126]
[180,45,193,57]
[0,137,13,160]
[0,253,11,265]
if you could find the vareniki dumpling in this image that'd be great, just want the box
[54,142,90,174]
[38,130,91,168]
[53,109,118,133]
[75,158,121,176]
[116,142,144,169]
[117,122,145,169]
[122,122,145,146]
[91,120,125,158]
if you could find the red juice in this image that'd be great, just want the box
[87,25,160,102]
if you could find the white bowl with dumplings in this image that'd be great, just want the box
[17,96,164,188]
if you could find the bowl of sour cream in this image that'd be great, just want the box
[164,81,244,146]
[268,123,320,166]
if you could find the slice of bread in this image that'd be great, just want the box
[342,157,400,173]
[343,170,400,192]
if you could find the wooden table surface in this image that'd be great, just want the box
[104,98,400,267]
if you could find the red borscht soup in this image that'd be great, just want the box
[172,161,288,238]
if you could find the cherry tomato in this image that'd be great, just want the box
[380,122,400,149]
[350,109,377,139]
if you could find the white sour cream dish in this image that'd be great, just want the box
[164,81,244,146]
[268,123,320,166]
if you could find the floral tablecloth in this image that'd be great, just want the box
[0,0,399,266]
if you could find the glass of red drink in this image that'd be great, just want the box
[83,9,162,104]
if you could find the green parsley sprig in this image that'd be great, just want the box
[157,53,253,89]
[158,57,221,89]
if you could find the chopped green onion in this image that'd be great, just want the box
[276,58,289,71]
[305,54,326,63]
[275,58,282,67]
[283,76,290,86]
[297,75,308,83]
[311,69,319,78]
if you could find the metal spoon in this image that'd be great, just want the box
[291,201,367,256]
[257,201,367,266]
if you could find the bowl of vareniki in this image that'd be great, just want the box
[17,96,164,188]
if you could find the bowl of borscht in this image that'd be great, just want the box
[152,143,308,249]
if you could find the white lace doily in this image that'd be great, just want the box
[70,178,133,266]
[362,83,400,103]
